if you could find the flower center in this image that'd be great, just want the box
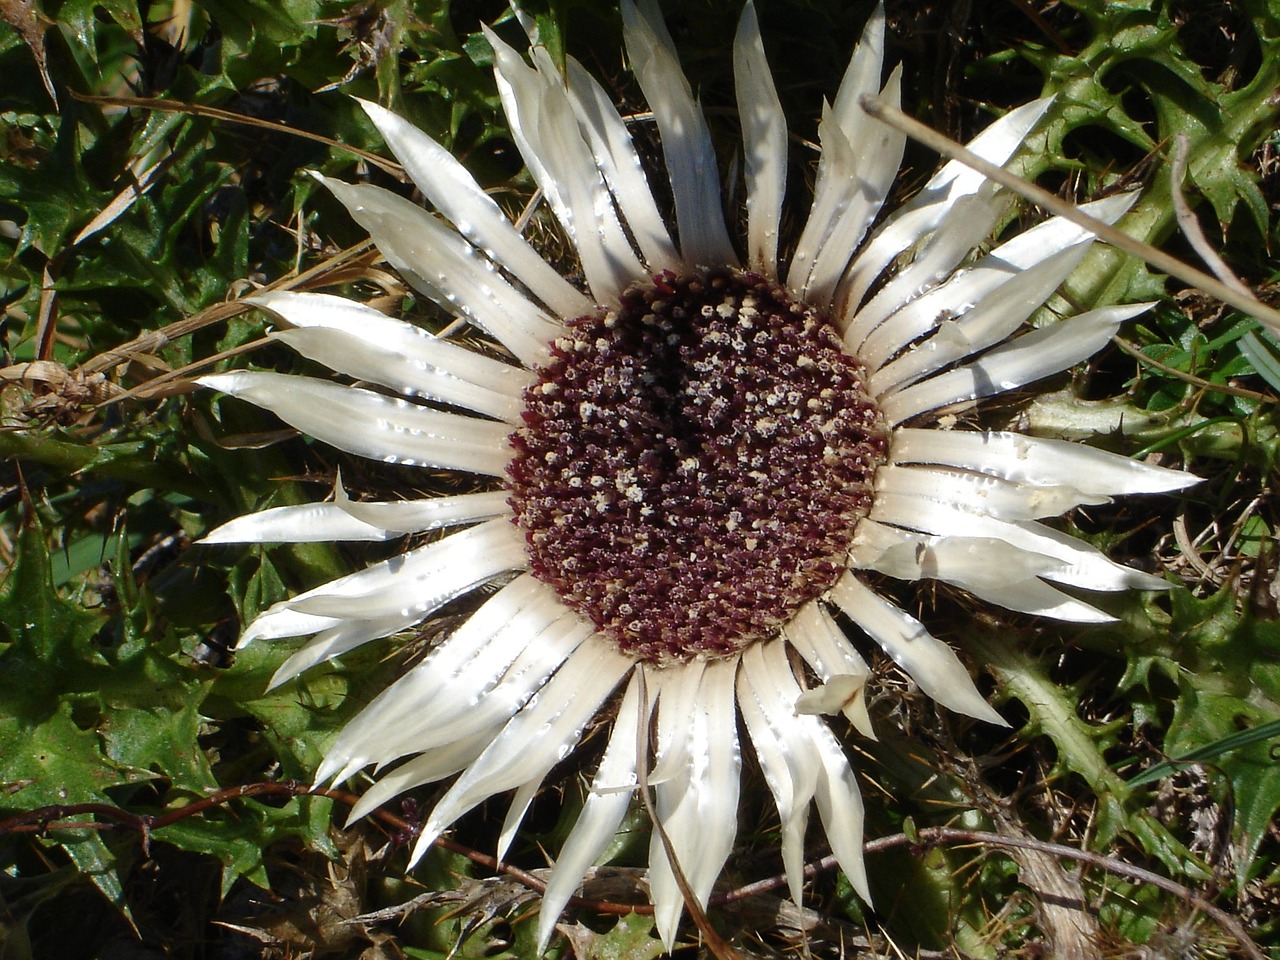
[507,269,888,665]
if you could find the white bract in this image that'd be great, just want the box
[199,1,1195,952]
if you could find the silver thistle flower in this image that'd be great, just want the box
[199,1,1195,951]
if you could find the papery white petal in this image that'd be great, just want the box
[258,523,527,678]
[239,606,340,646]
[870,244,1090,397]
[831,572,1007,724]
[271,613,417,688]
[882,302,1150,424]
[288,519,526,620]
[622,0,738,268]
[333,481,510,535]
[847,187,1006,344]
[846,191,1137,354]
[373,612,594,774]
[794,674,874,730]
[810,711,872,904]
[647,658,707,785]
[803,67,906,308]
[346,729,499,824]
[649,657,741,951]
[201,502,393,544]
[785,601,872,683]
[487,27,645,303]
[272,327,523,423]
[734,1,786,277]
[891,428,1198,495]
[793,17,906,308]
[409,640,634,867]
[827,1,889,152]
[358,99,593,321]
[783,601,875,738]
[789,1,896,304]
[537,669,651,953]
[870,491,1169,591]
[264,520,519,620]
[197,371,513,477]
[738,641,821,904]
[563,57,682,272]
[316,575,568,784]
[874,463,1110,521]
[851,520,1114,622]
[841,97,1054,309]
[499,777,551,864]
[248,290,532,399]
[318,177,558,368]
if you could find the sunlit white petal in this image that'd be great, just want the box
[197,370,513,476]
[733,1,786,277]
[201,502,394,544]
[486,27,645,303]
[891,427,1198,495]
[358,98,593,321]
[882,302,1151,424]
[840,97,1054,310]
[622,0,738,268]
[537,669,651,952]
[409,641,634,866]
[870,244,1090,396]
[563,56,682,272]
[649,657,741,950]
[318,177,558,367]
[248,290,533,400]
[851,520,1114,622]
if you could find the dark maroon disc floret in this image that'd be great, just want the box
[506,269,888,665]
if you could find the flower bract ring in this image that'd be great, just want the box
[198,1,1197,951]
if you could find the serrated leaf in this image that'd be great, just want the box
[154,794,335,898]
[0,521,106,678]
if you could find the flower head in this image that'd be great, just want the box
[199,1,1195,951]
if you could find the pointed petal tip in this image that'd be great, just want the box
[355,98,407,140]
[1140,467,1203,494]
[962,695,1011,728]
[406,833,435,871]
[265,662,301,690]
[193,372,234,393]
[535,917,559,957]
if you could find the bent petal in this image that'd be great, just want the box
[851,520,1114,623]
[870,491,1169,592]
[200,502,395,544]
